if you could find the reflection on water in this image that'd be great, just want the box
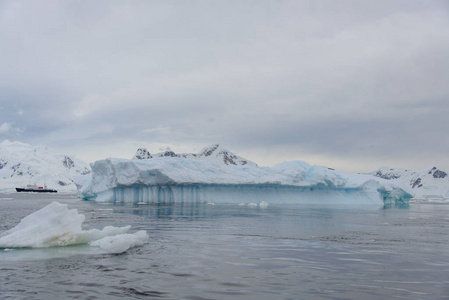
[1,194,449,299]
[126,201,209,219]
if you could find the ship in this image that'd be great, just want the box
[16,184,57,193]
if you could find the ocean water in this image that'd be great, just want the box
[1,193,448,300]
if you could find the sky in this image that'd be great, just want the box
[1,0,449,172]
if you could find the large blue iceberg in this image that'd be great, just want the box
[76,157,413,206]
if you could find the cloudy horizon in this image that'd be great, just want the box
[1,0,449,172]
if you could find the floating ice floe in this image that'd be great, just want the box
[76,158,413,206]
[0,202,148,254]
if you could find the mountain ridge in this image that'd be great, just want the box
[133,144,257,166]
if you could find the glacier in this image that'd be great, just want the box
[76,157,413,206]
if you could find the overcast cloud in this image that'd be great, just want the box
[1,0,449,171]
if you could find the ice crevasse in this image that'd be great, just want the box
[76,158,413,206]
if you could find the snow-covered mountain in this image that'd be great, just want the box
[0,140,90,193]
[133,144,257,166]
[367,166,449,199]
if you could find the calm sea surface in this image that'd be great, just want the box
[1,193,448,300]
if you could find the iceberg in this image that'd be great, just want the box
[367,166,449,200]
[0,202,149,254]
[76,157,413,206]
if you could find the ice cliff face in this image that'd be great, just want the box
[133,144,256,166]
[0,140,91,193]
[368,166,449,199]
[77,157,412,206]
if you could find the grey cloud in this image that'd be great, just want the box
[1,0,449,171]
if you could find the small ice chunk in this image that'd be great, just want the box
[259,201,269,209]
[248,203,257,208]
[89,230,149,254]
